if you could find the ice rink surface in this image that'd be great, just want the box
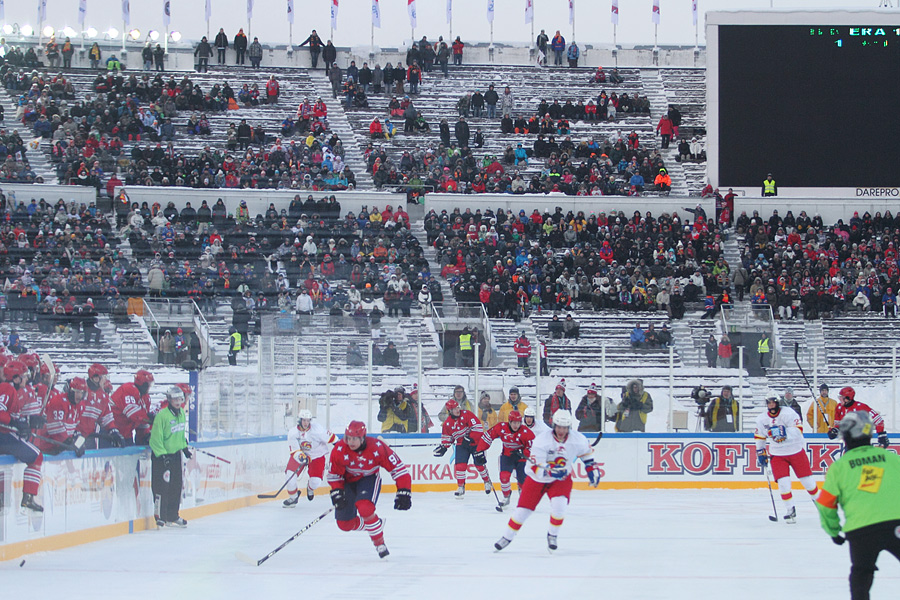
[3,488,898,600]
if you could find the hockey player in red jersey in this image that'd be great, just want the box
[828,387,890,448]
[494,410,601,553]
[0,360,45,511]
[111,370,154,445]
[434,398,493,498]
[755,396,819,524]
[81,363,123,448]
[477,410,535,506]
[284,409,336,506]
[34,377,87,456]
[327,421,412,558]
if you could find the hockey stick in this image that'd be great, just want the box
[0,423,76,451]
[190,447,232,464]
[763,466,779,522]
[257,461,307,499]
[793,342,831,428]
[236,507,334,566]
[38,355,57,412]
[484,471,506,512]
[591,432,603,447]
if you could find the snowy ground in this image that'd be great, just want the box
[4,488,897,599]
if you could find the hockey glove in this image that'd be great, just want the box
[583,458,601,487]
[433,445,448,457]
[10,417,30,435]
[509,449,524,463]
[827,427,839,440]
[756,449,769,468]
[109,430,125,448]
[878,433,890,448]
[547,465,568,480]
[28,414,46,429]
[182,448,193,459]
[330,488,349,510]
[472,450,487,466]
[72,435,86,458]
[831,535,845,546]
[394,488,412,511]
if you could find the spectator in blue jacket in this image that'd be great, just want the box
[550,31,566,66]
[630,323,646,348]
[514,143,528,166]
[566,42,580,68]
[629,172,645,195]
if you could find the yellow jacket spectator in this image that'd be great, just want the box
[498,387,527,423]
[377,388,413,433]
[806,383,837,434]
[478,392,499,429]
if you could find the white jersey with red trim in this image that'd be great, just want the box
[527,429,591,484]
[754,408,805,456]
[287,421,335,460]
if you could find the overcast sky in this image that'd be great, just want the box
[1,1,891,48]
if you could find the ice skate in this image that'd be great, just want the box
[283,493,300,507]
[376,544,390,559]
[783,506,796,524]
[167,517,188,528]
[484,481,492,494]
[454,485,465,498]
[21,493,43,512]
[494,537,512,551]
[306,487,315,501]
[547,533,558,552]
[500,494,511,507]
[155,518,166,529]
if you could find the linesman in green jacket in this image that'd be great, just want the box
[815,411,900,600]
[150,386,191,528]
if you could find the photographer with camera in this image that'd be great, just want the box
[615,379,653,432]
[705,385,739,432]
[377,386,415,433]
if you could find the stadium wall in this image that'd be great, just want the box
[1,433,849,560]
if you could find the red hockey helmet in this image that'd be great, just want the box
[3,360,28,381]
[839,386,855,402]
[88,363,108,378]
[508,410,522,422]
[134,370,155,386]
[175,383,192,397]
[20,353,40,369]
[68,377,88,392]
[445,399,460,411]
[345,420,367,439]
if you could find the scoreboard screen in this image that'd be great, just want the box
[716,24,900,188]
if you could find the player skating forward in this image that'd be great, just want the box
[284,409,336,506]
[755,396,820,523]
[522,406,549,436]
[434,399,493,498]
[494,410,601,553]
[815,412,900,600]
[327,421,411,559]
[828,387,890,448]
[476,410,535,506]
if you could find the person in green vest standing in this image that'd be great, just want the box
[458,327,473,367]
[228,326,242,366]
[758,332,771,369]
[815,411,900,600]
[150,386,191,528]
[761,173,777,196]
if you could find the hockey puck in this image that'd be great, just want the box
[19,560,25,567]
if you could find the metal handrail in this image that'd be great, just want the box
[141,298,162,348]
[191,298,213,368]
[430,301,445,333]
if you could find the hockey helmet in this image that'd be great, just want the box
[445,399,460,411]
[345,420,367,439]
[20,353,40,369]
[88,363,108,378]
[134,370,155,387]
[523,407,536,418]
[67,377,88,392]
[552,410,573,428]
[839,386,855,404]
[298,409,313,423]
[508,410,522,423]
[765,396,780,416]
[3,360,27,381]
[166,386,186,408]
[838,411,873,443]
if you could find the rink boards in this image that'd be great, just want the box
[1,433,888,560]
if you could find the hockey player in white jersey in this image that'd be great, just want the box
[283,409,336,506]
[494,410,601,552]
[522,406,549,436]
[754,396,820,523]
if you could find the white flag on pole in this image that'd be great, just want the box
[247,0,253,21]
[408,0,416,29]
[122,0,130,26]
[692,0,698,26]
[611,0,619,25]
[446,0,452,24]
[372,0,381,28]
[652,0,660,24]
[163,0,170,31]
[78,0,87,27]
[525,0,533,25]
[568,0,574,25]
[287,0,294,24]
[331,0,339,30]
[487,0,494,24]
[205,0,211,22]
[38,0,46,23]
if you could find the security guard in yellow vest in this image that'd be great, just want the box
[758,332,770,369]
[762,173,777,196]
[228,326,242,365]
[459,327,473,367]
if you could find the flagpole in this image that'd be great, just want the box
[571,1,575,42]
[654,24,658,51]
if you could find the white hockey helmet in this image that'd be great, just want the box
[523,407,536,418]
[552,410,573,428]
[298,409,313,421]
